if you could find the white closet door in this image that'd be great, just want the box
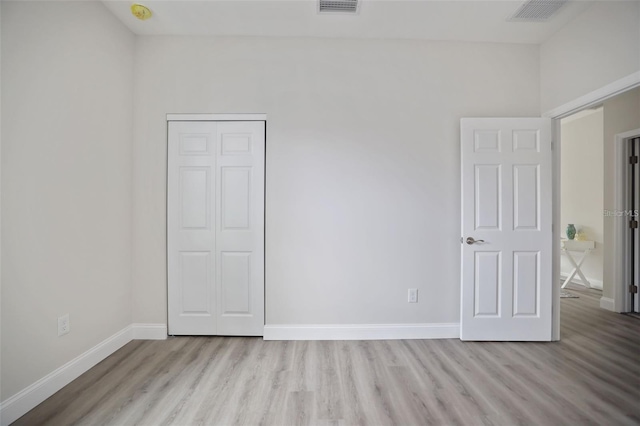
[168,121,265,336]
[168,122,217,335]
[215,121,265,335]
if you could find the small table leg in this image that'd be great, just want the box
[561,248,592,289]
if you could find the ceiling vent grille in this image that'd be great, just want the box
[508,0,567,22]
[319,0,358,14]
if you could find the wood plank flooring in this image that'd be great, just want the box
[15,286,640,425]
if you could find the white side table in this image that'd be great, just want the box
[561,239,595,289]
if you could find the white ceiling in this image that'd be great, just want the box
[102,0,596,44]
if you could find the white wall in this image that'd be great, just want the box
[1,1,134,400]
[603,87,640,300]
[540,1,640,113]
[560,109,604,288]
[132,36,540,326]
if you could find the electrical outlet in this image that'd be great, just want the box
[408,288,418,303]
[58,314,70,336]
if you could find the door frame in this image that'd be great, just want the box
[613,129,640,312]
[167,113,267,122]
[165,113,267,334]
[544,71,640,340]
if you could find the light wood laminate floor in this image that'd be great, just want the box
[15,285,640,425]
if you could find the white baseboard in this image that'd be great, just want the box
[560,273,603,290]
[263,323,460,340]
[0,323,168,425]
[0,325,132,426]
[600,297,615,312]
[132,323,167,340]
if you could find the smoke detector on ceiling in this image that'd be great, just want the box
[507,0,568,22]
[131,3,152,21]
[318,0,359,14]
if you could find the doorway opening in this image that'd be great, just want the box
[559,107,604,300]
[554,86,640,337]
[557,107,605,330]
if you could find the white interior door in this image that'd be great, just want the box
[168,120,265,336]
[461,118,552,341]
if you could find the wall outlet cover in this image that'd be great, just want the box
[58,314,70,336]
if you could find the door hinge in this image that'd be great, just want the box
[630,220,638,229]
[630,285,638,294]
[551,141,554,150]
[630,156,639,164]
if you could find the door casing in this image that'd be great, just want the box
[544,72,640,339]
[612,129,640,313]
[166,113,267,336]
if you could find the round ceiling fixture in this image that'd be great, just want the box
[131,4,152,21]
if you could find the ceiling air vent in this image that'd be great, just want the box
[319,0,359,14]
[507,0,567,22]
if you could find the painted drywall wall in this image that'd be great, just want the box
[540,1,640,113]
[132,36,540,326]
[1,1,134,400]
[560,109,604,288]
[603,87,640,300]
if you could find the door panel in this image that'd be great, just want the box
[461,118,552,341]
[513,251,539,316]
[221,252,252,314]
[215,122,265,335]
[513,165,539,230]
[180,251,212,314]
[475,165,501,230]
[168,123,217,335]
[180,168,210,229]
[474,251,501,317]
[168,121,265,336]
[221,167,252,229]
